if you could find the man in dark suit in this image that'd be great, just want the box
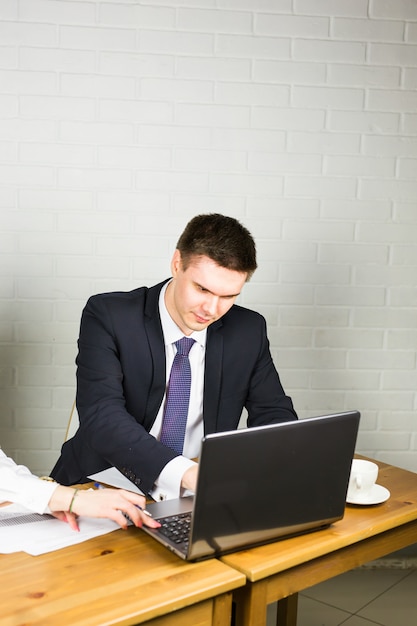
[51,214,297,499]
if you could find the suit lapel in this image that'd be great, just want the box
[143,281,169,429]
[203,320,223,434]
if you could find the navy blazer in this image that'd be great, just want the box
[51,280,297,493]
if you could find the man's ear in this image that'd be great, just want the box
[170,249,182,277]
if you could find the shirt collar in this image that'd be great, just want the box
[159,281,207,348]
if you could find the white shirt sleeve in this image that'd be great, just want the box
[0,448,58,514]
[150,456,197,501]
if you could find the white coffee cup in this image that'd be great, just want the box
[347,459,379,501]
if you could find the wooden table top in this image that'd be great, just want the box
[0,520,245,626]
[221,458,417,582]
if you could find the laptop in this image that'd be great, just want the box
[141,410,360,561]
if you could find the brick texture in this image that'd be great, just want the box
[1,0,416,476]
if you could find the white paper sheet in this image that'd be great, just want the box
[0,503,122,556]
[88,467,144,495]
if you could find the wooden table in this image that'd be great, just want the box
[221,459,417,626]
[0,521,245,626]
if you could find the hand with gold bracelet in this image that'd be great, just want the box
[46,483,161,532]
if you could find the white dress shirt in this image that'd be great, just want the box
[0,448,57,514]
[149,281,206,501]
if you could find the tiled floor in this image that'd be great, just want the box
[266,566,416,626]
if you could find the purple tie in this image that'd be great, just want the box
[160,337,196,455]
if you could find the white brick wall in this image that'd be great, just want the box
[1,0,416,476]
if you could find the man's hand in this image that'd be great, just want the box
[181,464,199,492]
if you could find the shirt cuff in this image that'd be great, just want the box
[150,456,197,501]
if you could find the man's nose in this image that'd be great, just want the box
[203,294,219,315]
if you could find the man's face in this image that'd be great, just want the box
[165,251,248,336]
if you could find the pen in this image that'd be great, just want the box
[136,505,152,517]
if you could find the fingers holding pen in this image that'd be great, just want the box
[70,487,160,530]
[113,503,161,530]
[114,490,161,529]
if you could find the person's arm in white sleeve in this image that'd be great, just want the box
[0,449,57,514]
[0,448,160,532]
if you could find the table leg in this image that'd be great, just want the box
[213,591,234,626]
[234,580,268,626]
[276,593,298,626]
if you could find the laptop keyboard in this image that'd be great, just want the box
[157,512,192,546]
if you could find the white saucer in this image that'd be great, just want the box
[346,484,390,506]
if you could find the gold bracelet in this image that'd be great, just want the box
[69,489,79,513]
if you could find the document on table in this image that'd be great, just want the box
[88,466,144,495]
[0,502,124,556]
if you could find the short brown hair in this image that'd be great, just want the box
[176,213,257,280]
